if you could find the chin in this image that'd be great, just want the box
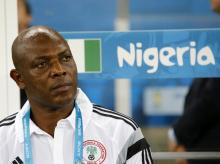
[53,94,74,107]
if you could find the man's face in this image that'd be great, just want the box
[18,34,77,108]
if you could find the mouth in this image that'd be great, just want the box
[51,82,73,93]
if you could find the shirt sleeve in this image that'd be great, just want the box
[116,127,153,164]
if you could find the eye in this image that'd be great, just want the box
[61,55,72,62]
[36,61,48,69]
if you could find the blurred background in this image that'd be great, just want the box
[4,0,220,163]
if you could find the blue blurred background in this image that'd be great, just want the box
[27,0,220,126]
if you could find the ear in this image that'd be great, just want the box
[10,69,25,89]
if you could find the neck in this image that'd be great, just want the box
[29,102,74,137]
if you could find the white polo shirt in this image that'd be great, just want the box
[0,88,153,164]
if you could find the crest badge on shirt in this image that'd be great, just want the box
[83,140,106,164]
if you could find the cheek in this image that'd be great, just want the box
[24,75,49,94]
[66,63,77,79]
[72,70,78,84]
[27,81,46,93]
[69,73,77,89]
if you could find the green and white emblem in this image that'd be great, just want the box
[83,140,106,164]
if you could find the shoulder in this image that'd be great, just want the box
[0,113,18,163]
[0,113,17,128]
[91,105,153,163]
[92,104,139,131]
[0,113,17,137]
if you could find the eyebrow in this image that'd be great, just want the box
[33,49,70,60]
[34,56,50,60]
[58,49,70,56]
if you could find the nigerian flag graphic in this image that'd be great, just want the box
[67,39,102,73]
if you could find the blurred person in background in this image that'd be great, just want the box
[211,0,220,13]
[168,78,220,164]
[18,0,32,32]
[17,0,32,107]
[168,2,220,164]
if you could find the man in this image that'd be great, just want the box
[17,0,32,107]
[0,26,153,164]
[211,0,220,13]
[18,0,32,32]
[168,1,220,163]
[168,78,220,164]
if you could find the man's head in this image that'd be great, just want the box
[10,26,78,109]
[211,0,220,13]
[17,0,32,32]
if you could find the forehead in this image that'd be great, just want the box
[19,33,69,58]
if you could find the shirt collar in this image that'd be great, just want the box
[69,88,93,131]
[15,88,93,143]
[58,88,93,131]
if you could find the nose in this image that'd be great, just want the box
[50,60,66,78]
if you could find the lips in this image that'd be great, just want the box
[51,82,73,93]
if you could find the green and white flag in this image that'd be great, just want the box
[67,39,101,73]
